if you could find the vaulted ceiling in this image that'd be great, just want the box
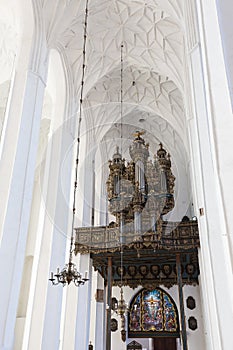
[41,0,191,219]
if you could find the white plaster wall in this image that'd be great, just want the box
[0,2,49,348]
[73,118,97,349]
[111,286,142,350]
[12,46,77,350]
[0,0,26,244]
[197,0,233,270]
[216,0,233,106]
[183,285,205,350]
[184,2,233,349]
[0,1,19,85]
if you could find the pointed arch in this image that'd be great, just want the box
[128,287,179,338]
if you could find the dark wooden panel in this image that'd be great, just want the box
[153,337,177,350]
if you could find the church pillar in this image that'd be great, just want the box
[26,117,70,350]
[61,254,79,349]
[41,122,75,349]
[74,138,95,349]
[149,338,153,350]
[94,273,105,350]
[13,119,51,350]
[23,49,75,349]
[176,254,188,350]
[93,158,107,350]
[106,256,112,350]
[176,338,182,350]
[0,31,48,350]
[75,254,93,350]
[184,1,233,349]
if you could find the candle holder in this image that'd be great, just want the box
[49,262,89,287]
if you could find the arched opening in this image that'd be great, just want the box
[128,288,179,349]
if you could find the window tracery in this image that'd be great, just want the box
[128,288,179,337]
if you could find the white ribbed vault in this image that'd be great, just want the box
[40,0,190,217]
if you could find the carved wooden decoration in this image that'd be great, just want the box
[127,340,142,350]
[74,134,200,290]
[111,318,118,332]
[186,296,196,310]
[95,289,104,303]
[188,316,198,331]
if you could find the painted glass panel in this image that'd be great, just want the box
[130,294,141,331]
[129,288,178,334]
[163,294,177,331]
[142,290,163,331]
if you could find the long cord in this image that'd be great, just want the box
[69,0,89,263]
[120,43,123,160]
[120,43,124,287]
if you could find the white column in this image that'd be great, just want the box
[93,157,107,350]
[187,45,224,350]
[14,117,50,349]
[89,270,97,345]
[184,1,233,349]
[73,132,95,349]
[185,8,233,350]
[62,255,80,350]
[176,338,181,350]
[42,125,75,349]
[26,121,64,349]
[94,273,105,350]
[94,145,108,227]
[75,254,93,350]
[0,47,48,350]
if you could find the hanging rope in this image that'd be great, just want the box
[49,0,90,287]
[120,43,123,159]
[119,42,124,287]
[69,0,89,262]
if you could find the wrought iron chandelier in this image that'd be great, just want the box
[49,0,89,287]
[49,260,89,287]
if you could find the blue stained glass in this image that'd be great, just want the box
[142,290,163,331]
[163,295,177,331]
[130,295,141,331]
[129,288,178,334]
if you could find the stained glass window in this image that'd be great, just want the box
[128,288,179,337]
